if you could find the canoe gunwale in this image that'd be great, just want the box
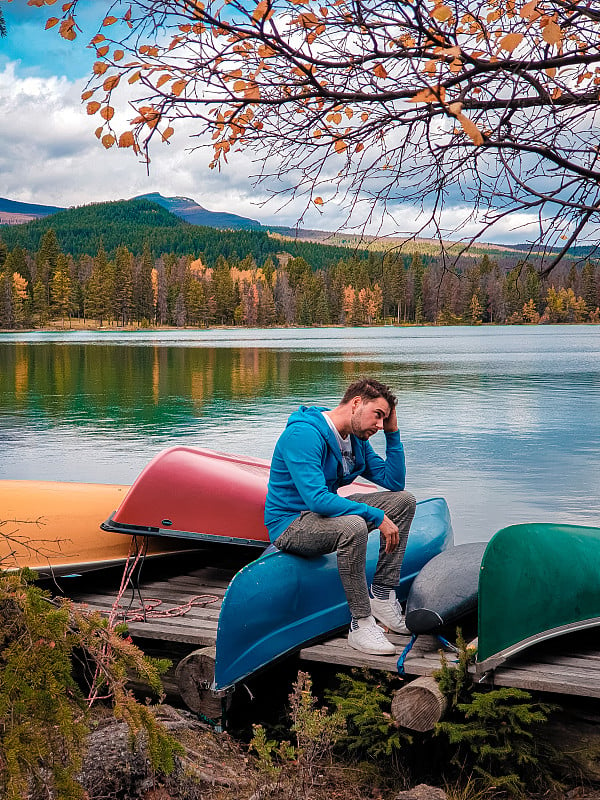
[101,513,268,548]
[476,615,600,674]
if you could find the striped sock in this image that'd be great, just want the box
[371,583,394,600]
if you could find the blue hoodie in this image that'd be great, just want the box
[264,405,406,542]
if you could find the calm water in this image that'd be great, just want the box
[1,325,599,543]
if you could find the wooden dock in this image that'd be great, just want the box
[61,552,600,712]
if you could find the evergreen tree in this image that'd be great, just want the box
[133,244,155,324]
[35,229,61,300]
[257,279,277,326]
[213,258,238,324]
[155,258,169,325]
[0,272,14,328]
[409,252,425,323]
[32,280,49,325]
[581,261,599,313]
[113,245,134,325]
[50,265,73,327]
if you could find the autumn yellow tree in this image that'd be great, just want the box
[32,0,600,272]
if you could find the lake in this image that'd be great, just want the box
[1,325,599,543]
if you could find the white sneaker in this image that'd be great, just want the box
[370,589,409,634]
[347,615,396,655]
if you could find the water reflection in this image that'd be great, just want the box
[1,326,600,540]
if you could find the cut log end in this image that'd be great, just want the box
[391,676,448,732]
[174,646,230,721]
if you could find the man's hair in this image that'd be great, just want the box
[341,378,397,408]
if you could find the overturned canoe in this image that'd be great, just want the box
[101,445,383,546]
[477,522,600,673]
[214,496,454,690]
[101,446,273,546]
[0,480,194,577]
[405,541,486,635]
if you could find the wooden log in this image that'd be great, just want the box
[391,676,448,732]
[174,646,230,724]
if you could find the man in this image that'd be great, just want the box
[264,378,416,655]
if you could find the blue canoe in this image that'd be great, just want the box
[214,496,453,690]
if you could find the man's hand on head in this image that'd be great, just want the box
[379,514,399,553]
[383,404,398,433]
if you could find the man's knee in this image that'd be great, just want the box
[388,490,417,522]
[337,516,369,551]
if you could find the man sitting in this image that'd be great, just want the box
[264,378,416,655]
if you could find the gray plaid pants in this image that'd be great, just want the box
[273,490,417,619]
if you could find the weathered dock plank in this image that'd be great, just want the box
[64,561,600,702]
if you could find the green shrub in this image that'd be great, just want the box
[0,567,182,800]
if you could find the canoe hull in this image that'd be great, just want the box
[477,522,600,672]
[0,480,194,577]
[214,496,454,690]
[101,445,384,547]
[405,541,486,634]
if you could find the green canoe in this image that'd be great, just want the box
[477,522,600,673]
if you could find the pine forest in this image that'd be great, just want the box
[1,199,599,330]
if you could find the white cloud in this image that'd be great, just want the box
[4,58,591,246]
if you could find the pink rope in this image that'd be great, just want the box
[87,537,218,705]
[110,593,219,623]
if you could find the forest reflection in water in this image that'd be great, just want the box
[1,326,599,542]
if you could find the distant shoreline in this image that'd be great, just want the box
[1,320,599,334]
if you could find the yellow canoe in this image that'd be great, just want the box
[0,480,194,577]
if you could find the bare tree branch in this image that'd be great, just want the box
[35,0,600,273]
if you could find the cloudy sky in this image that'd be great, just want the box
[0,1,540,241]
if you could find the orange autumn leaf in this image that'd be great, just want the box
[101,134,116,148]
[118,131,136,148]
[86,101,101,115]
[520,0,541,21]
[373,63,388,79]
[334,138,347,153]
[100,106,114,121]
[172,79,187,96]
[94,126,103,139]
[431,5,452,22]
[93,61,109,75]
[499,32,523,52]
[156,74,172,88]
[96,45,109,57]
[409,85,446,103]
[313,196,324,205]
[457,113,484,145]
[90,34,105,45]
[81,90,94,101]
[162,126,175,141]
[128,71,142,84]
[45,17,59,29]
[542,19,562,46]
[114,50,125,61]
[102,15,118,26]
[59,17,76,40]
[103,74,121,91]
[252,0,272,23]
[258,44,276,57]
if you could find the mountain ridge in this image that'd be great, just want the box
[0,194,580,259]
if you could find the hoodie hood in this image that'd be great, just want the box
[285,405,341,461]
